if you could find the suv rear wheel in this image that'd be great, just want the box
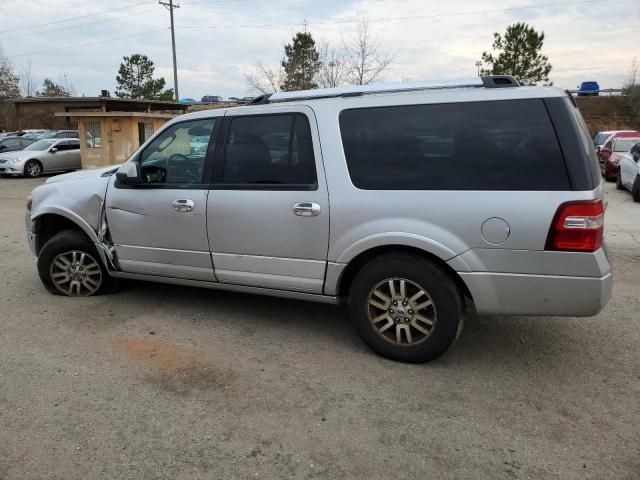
[348,253,463,363]
[37,229,118,296]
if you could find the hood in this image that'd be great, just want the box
[45,164,121,184]
[0,150,31,161]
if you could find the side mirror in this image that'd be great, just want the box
[595,145,601,152]
[115,161,142,186]
[50,147,58,153]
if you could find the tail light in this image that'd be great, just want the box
[545,200,604,252]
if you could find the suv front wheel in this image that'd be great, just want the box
[37,229,118,296]
[349,253,463,363]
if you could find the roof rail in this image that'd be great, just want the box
[248,75,520,105]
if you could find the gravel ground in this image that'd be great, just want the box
[1,177,638,480]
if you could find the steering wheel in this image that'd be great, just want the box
[167,153,199,183]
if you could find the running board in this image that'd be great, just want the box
[109,271,341,305]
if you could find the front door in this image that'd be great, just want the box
[206,107,330,294]
[105,117,220,280]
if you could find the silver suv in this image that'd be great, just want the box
[25,76,612,363]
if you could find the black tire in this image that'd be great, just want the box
[632,175,640,203]
[348,253,463,363]
[24,159,42,178]
[616,169,624,190]
[37,229,118,296]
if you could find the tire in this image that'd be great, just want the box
[24,160,42,178]
[37,229,118,296]
[348,253,463,363]
[616,169,624,190]
[632,175,640,203]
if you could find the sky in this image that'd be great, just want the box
[0,0,638,99]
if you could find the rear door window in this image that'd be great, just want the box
[216,113,317,188]
[339,99,569,190]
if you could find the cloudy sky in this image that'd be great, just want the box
[1,0,638,99]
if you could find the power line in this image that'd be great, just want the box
[8,28,168,57]
[177,0,613,30]
[0,1,151,35]
[0,7,159,41]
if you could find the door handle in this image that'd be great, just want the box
[172,199,195,212]
[293,202,321,217]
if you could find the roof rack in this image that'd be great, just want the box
[249,75,519,105]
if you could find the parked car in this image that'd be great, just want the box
[25,76,612,363]
[201,95,224,103]
[593,130,636,149]
[0,131,18,138]
[0,138,80,177]
[616,142,640,201]
[0,136,35,153]
[20,129,49,138]
[38,130,80,139]
[578,81,600,96]
[598,132,640,180]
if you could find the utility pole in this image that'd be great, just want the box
[159,0,179,101]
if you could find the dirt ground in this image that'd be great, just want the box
[1,177,638,480]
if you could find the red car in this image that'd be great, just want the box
[598,131,640,180]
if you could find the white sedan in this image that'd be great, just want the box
[617,142,640,202]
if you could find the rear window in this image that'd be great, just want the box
[339,99,570,190]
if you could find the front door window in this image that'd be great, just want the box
[139,119,217,184]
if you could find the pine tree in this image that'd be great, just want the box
[36,78,73,97]
[115,54,174,100]
[481,23,552,86]
[280,32,321,92]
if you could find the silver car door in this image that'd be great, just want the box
[105,117,220,280]
[44,141,68,171]
[207,106,330,294]
[65,141,82,169]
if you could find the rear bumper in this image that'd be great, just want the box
[459,271,613,317]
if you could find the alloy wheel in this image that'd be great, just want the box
[366,277,437,347]
[49,250,102,296]
[26,162,41,177]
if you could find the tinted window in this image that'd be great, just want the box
[340,99,569,190]
[140,118,216,184]
[218,114,316,186]
[1,139,20,149]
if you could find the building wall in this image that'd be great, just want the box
[78,116,169,169]
[14,103,80,130]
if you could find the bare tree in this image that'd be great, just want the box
[623,57,640,122]
[0,45,20,130]
[20,59,35,97]
[245,60,283,95]
[343,18,394,85]
[316,42,345,88]
[61,73,75,96]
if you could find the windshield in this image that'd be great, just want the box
[614,139,640,152]
[594,133,611,145]
[24,140,56,151]
[38,132,58,139]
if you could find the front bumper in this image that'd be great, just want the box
[0,165,23,175]
[459,271,613,317]
[25,213,37,256]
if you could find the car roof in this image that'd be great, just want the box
[612,132,640,139]
[170,78,567,126]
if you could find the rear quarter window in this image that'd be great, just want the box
[339,99,570,190]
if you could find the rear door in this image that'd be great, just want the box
[206,106,330,293]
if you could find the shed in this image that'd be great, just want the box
[55,111,176,168]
